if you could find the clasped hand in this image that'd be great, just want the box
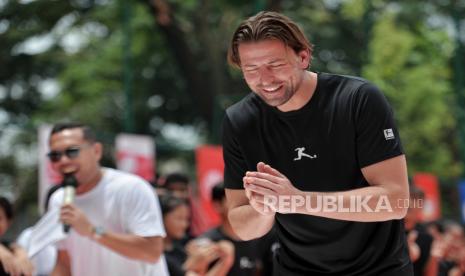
[243,162,302,214]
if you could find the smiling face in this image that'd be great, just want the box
[48,128,102,188]
[239,39,310,108]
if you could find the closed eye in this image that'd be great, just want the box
[270,63,285,68]
[244,68,258,73]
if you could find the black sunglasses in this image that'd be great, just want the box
[47,145,89,163]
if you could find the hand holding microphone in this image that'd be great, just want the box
[62,173,78,233]
[60,173,94,237]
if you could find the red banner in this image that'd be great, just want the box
[191,145,224,236]
[38,125,63,214]
[115,134,155,182]
[413,173,441,222]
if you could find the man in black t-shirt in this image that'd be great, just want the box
[222,11,413,276]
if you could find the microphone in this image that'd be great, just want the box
[62,173,78,233]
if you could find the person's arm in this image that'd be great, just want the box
[0,243,22,276]
[226,162,276,241]
[184,242,219,274]
[184,240,234,276]
[60,204,163,263]
[51,250,71,276]
[226,190,275,241]
[424,233,450,276]
[407,230,420,262]
[205,240,235,276]
[244,156,409,222]
[222,112,275,241]
[91,232,163,263]
[10,244,34,276]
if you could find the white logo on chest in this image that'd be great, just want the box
[293,147,317,161]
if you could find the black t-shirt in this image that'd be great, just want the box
[222,72,413,276]
[438,260,457,276]
[201,226,277,276]
[407,224,433,276]
[164,243,188,276]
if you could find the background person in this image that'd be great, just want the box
[160,193,234,276]
[200,183,277,276]
[46,122,168,276]
[0,197,34,276]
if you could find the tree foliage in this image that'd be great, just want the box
[0,0,463,214]
[354,1,460,177]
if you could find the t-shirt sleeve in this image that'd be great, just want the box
[355,83,404,168]
[222,113,248,190]
[16,228,32,249]
[121,181,166,238]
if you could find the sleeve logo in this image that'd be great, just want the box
[384,129,395,140]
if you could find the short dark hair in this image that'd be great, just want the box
[0,197,13,221]
[159,194,188,216]
[164,173,189,189]
[211,183,225,202]
[228,11,313,68]
[50,122,97,143]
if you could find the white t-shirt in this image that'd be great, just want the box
[17,227,57,276]
[49,168,169,276]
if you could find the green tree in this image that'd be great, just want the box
[0,0,462,220]
[359,4,459,178]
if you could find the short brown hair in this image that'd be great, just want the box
[227,11,313,68]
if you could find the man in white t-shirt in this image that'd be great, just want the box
[47,123,168,276]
